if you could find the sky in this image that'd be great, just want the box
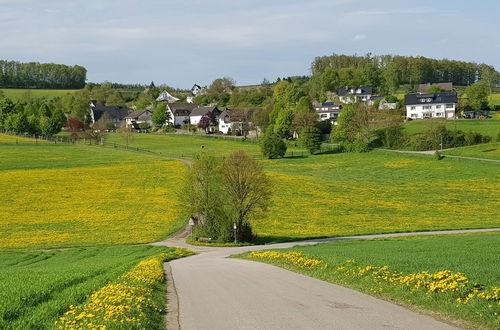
[1,0,499,88]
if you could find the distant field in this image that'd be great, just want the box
[0,133,45,143]
[0,88,79,100]
[490,93,500,106]
[0,144,187,249]
[0,245,185,329]
[404,118,500,137]
[105,133,305,158]
[240,232,500,329]
[255,151,500,242]
[444,142,500,160]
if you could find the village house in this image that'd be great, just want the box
[186,84,204,104]
[166,103,197,126]
[315,102,342,124]
[189,106,221,133]
[89,100,129,127]
[218,109,254,135]
[338,87,373,104]
[404,92,458,119]
[124,109,153,129]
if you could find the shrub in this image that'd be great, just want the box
[261,133,287,158]
[340,140,370,153]
[434,151,443,160]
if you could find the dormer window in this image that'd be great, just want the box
[426,98,432,102]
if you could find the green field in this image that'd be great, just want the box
[404,118,500,138]
[0,143,187,249]
[101,134,500,242]
[490,94,500,106]
[443,142,500,160]
[0,88,79,100]
[0,245,186,329]
[240,232,500,329]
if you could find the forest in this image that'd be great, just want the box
[0,60,87,89]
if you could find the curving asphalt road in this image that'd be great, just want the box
[152,227,500,330]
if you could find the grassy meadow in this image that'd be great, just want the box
[98,133,500,242]
[0,143,188,249]
[443,142,500,160]
[0,88,79,100]
[0,245,191,329]
[240,232,500,329]
[404,118,500,138]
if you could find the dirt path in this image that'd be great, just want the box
[153,227,500,330]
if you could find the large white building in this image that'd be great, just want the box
[404,92,458,119]
[314,102,342,124]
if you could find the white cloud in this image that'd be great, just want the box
[352,34,366,41]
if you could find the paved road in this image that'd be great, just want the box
[153,228,500,330]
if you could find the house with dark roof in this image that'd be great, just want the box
[314,102,342,123]
[218,109,254,135]
[338,87,373,104]
[90,101,129,127]
[404,92,458,119]
[189,106,221,133]
[124,109,153,128]
[167,103,197,126]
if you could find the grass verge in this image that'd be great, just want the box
[237,232,500,329]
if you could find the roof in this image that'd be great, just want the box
[156,90,180,102]
[190,106,220,117]
[315,103,342,112]
[338,86,373,96]
[219,109,255,122]
[404,92,458,105]
[92,105,129,122]
[418,82,453,93]
[124,110,152,120]
[168,103,196,116]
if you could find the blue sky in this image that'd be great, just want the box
[1,0,499,88]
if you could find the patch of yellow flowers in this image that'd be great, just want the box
[56,249,193,329]
[248,250,327,270]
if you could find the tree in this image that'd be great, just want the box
[260,133,287,158]
[426,85,446,94]
[152,103,167,129]
[221,150,272,242]
[180,152,226,240]
[465,82,489,111]
[293,97,318,136]
[300,126,322,154]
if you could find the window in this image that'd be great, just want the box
[411,114,417,118]
[435,112,442,117]
[410,106,416,110]
[423,106,432,110]
[436,105,441,109]
[321,114,328,118]
[446,104,454,109]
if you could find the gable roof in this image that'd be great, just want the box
[124,109,152,120]
[219,109,255,122]
[404,92,458,105]
[91,105,129,122]
[338,87,373,96]
[156,90,180,102]
[168,103,197,116]
[190,106,220,117]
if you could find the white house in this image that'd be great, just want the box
[314,102,342,124]
[124,110,152,128]
[189,106,221,132]
[167,104,196,126]
[404,92,458,119]
[338,87,373,104]
[218,109,254,135]
[186,84,204,104]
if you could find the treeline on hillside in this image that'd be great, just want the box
[0,60,87,89]
[309,54,499,98]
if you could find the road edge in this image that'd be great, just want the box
[164,262,180,330]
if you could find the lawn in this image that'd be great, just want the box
[0,133,42,144]
[0,245,190,329]
[254,151,500,242]
[404,118,500,138]
[443,142,500,160]
[0,144,188,249]
[0,88,79,100]
[240,232,500,329]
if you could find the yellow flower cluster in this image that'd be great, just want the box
[337,259,500,308]
[248,250,327,270]
[55,251,181,329]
